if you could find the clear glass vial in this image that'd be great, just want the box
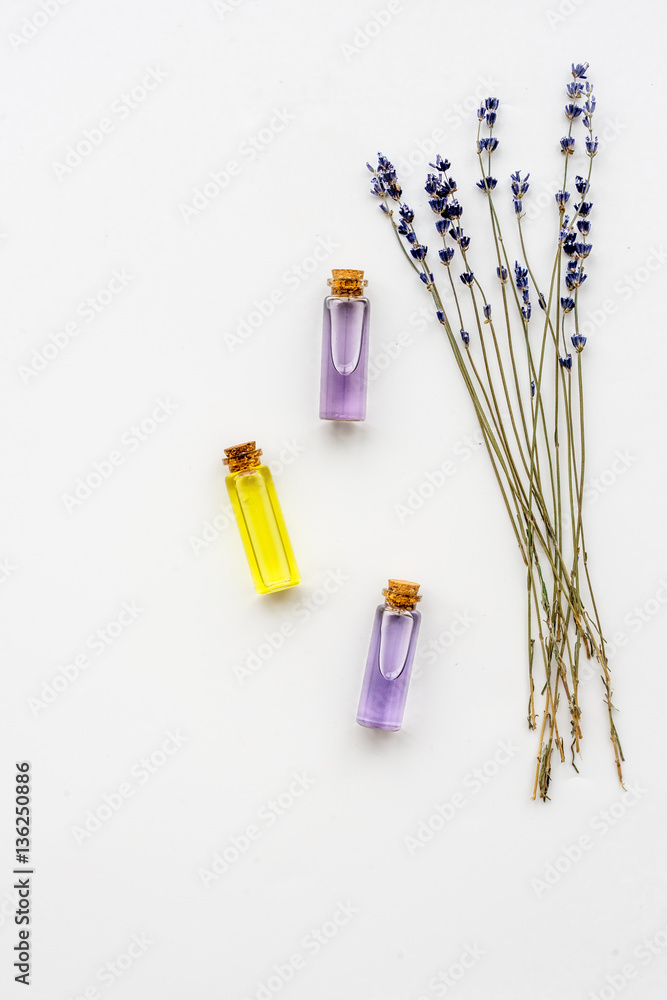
[224,441,300,595]
[319,269,370,421]
[356,580,422,731]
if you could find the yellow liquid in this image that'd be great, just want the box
[226,465,300,594]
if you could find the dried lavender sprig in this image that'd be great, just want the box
[474,106,535,475]
[425,156,533,500]
[426,157,588,753]
[366,66,624,795]
[424,147,587,690]
[482,164,559,537]
[368,155,534,558]
[524,65,623,793]
[481,93,605,771]
[371,164,575,614]
[479,147,568,740]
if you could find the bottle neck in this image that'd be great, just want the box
[233,463,264,478]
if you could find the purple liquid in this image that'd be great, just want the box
[356,606,421,731]
[319,296,370,421]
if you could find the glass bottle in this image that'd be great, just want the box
[319,268,370,421]
[224,441,300,595]
[356,580,422,731]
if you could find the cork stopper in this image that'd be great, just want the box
[328,269,368,297]
[383,579,421,611]
[223,441,262,473]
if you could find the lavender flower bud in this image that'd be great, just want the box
[428,155,451,172]
[445,201,463,219]
[510,171,530,197]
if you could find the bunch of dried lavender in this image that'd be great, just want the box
[368,63,622,800]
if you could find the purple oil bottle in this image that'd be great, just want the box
[319,269,370,421]
[356,580,422,731]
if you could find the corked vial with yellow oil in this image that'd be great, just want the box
[223,441,300,595]
[319,268,370,421]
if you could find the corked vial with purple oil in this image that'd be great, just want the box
[356,580,422,731]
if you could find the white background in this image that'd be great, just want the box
[2,1,667,998]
